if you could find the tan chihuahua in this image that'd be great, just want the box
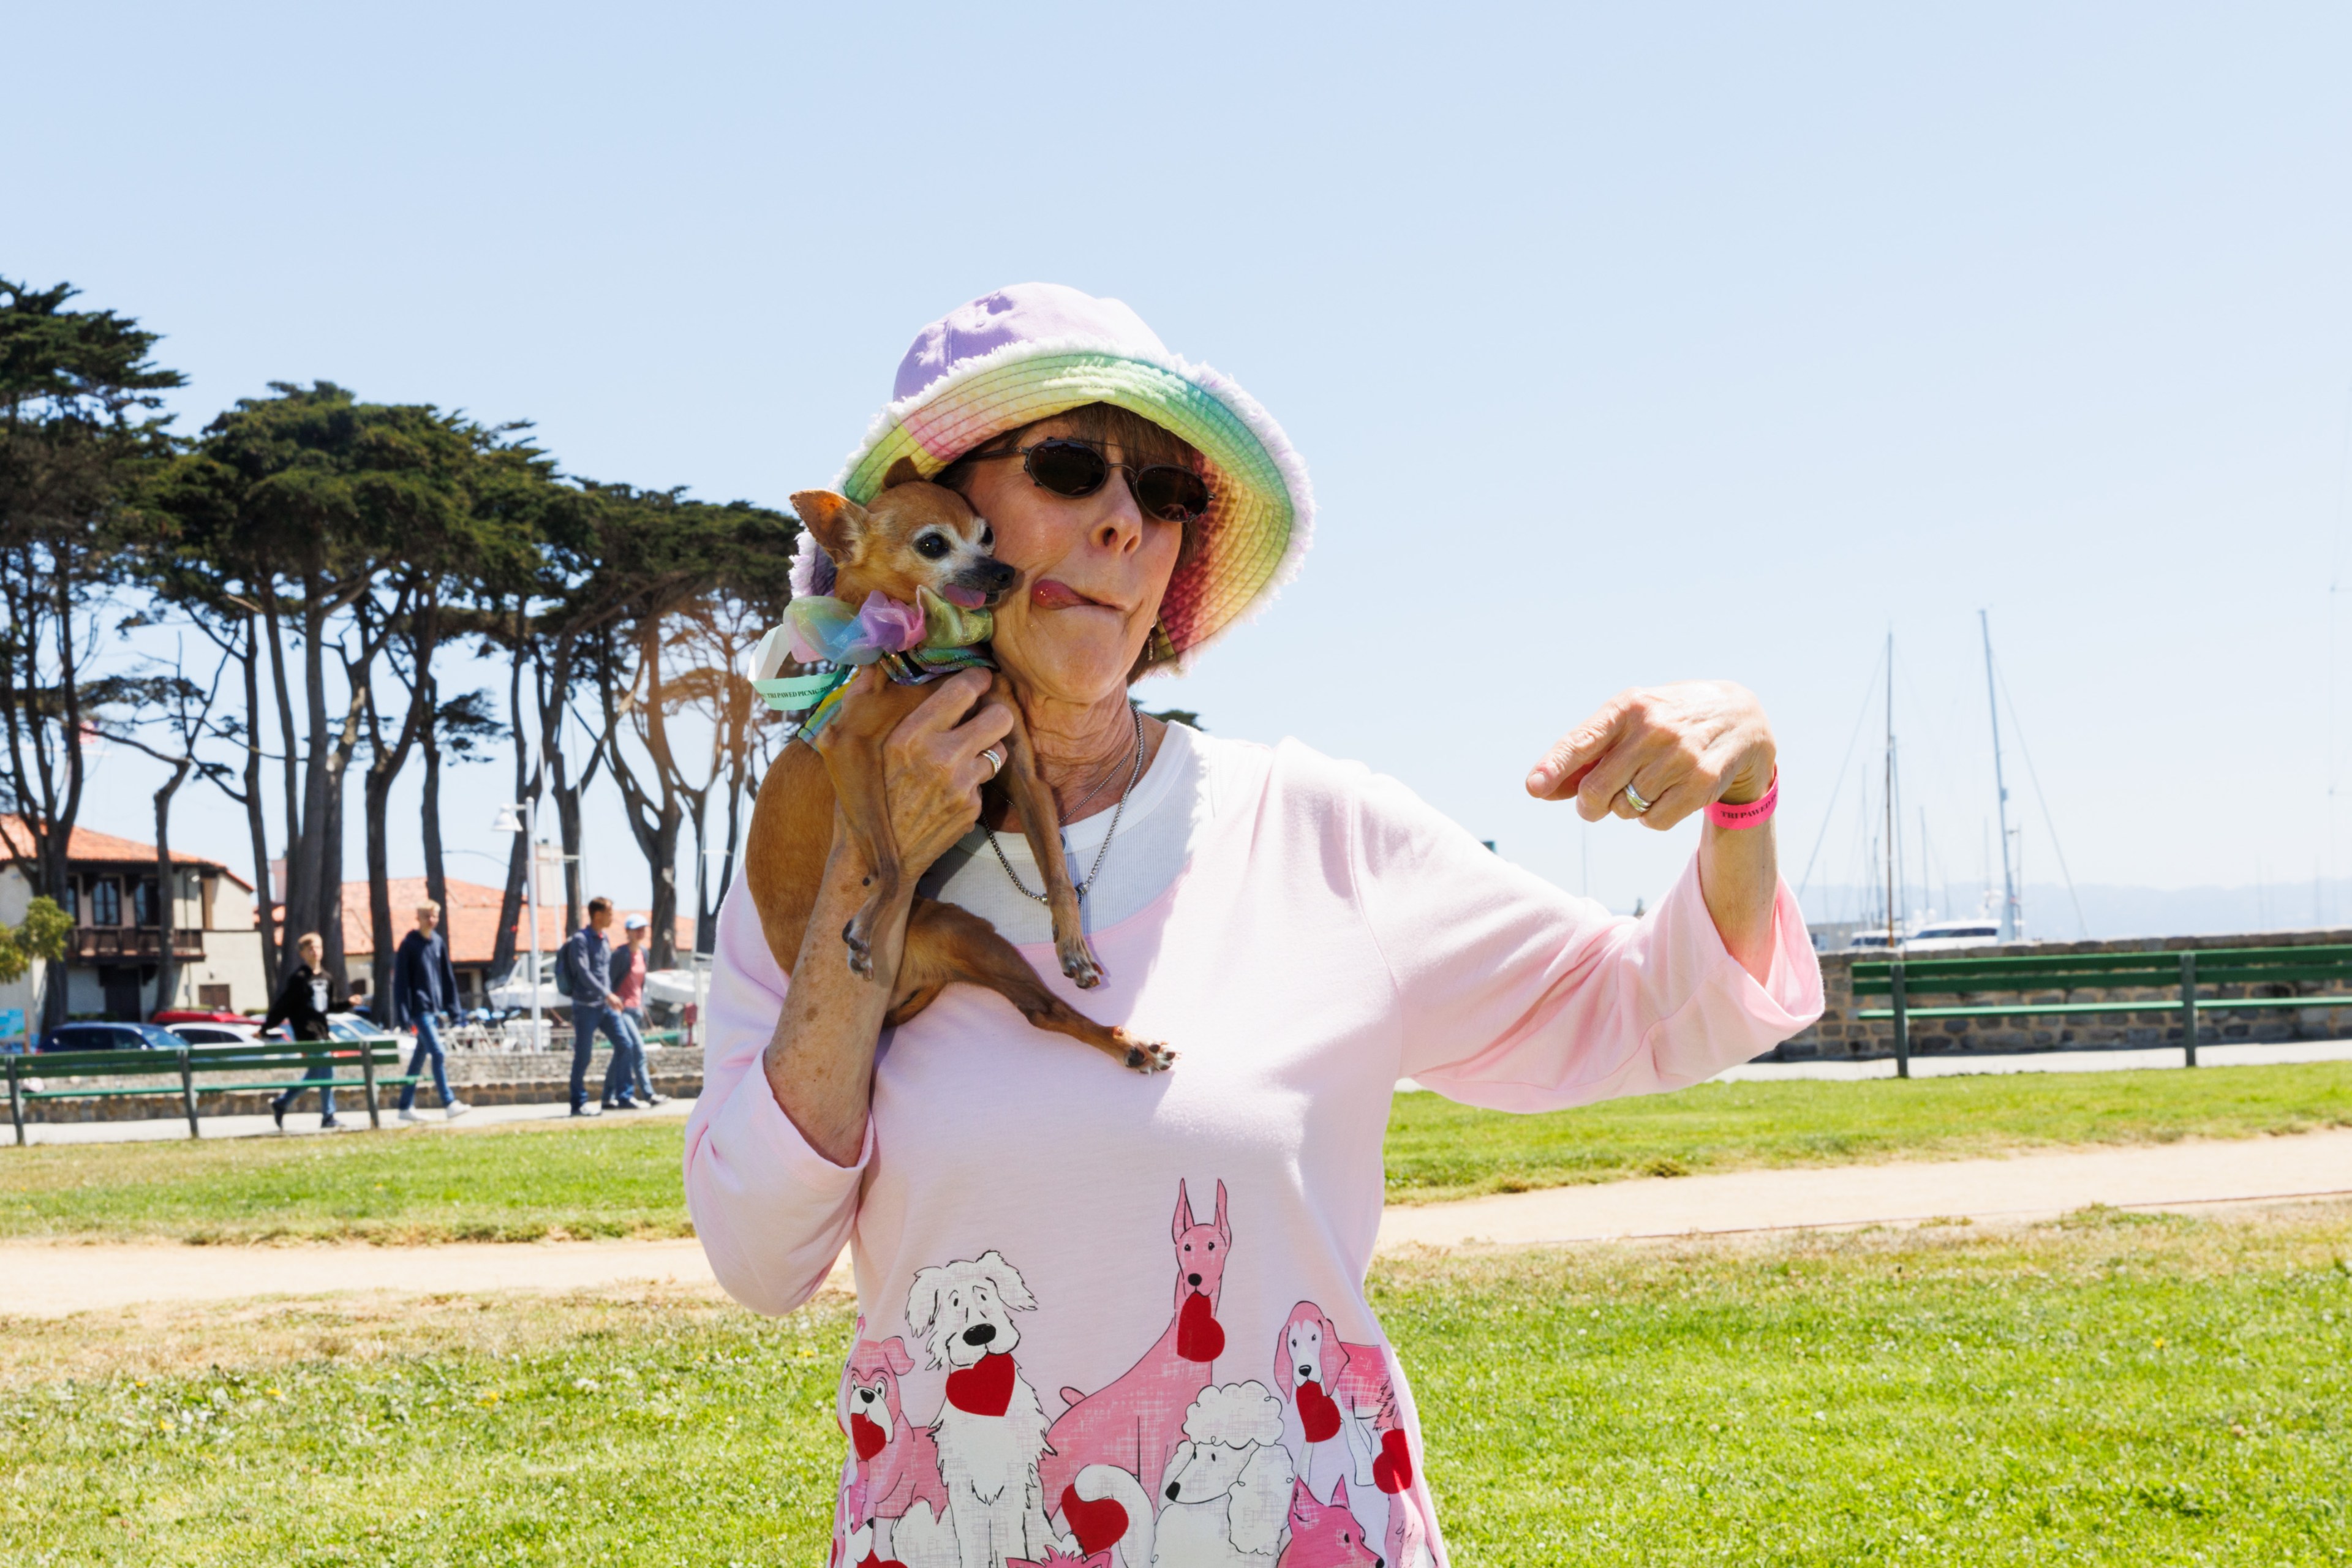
[743,461,1172,1074]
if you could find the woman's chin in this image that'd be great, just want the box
[998,633,1139,706]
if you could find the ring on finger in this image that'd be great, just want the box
[979,744,1006,780]
[1623,782,1654,816]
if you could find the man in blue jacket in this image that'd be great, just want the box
[393,900,470,1123]
[557,896,639,1116]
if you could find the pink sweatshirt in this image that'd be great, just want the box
[686,736,1822,1568]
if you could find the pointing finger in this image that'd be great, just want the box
[1526,698,1628,801]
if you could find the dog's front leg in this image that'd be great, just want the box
[810,677,907,979]
[991,676,1101,989]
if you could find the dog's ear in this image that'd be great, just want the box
[791,489,868,565]
[881,1337,914,1378]
[881,455,925,490]
[1228,1444,1294,1555]
[1288,1475,1317,1527]
[904,1269,944,1348]
[976,1249,1036,1311]
[1213,1179,1231,1246]
[1327,1476,1350,1512]
[1322,1318,1350,1385]
[1172,1178,1195,1243]
[1275,1311,1300,1392]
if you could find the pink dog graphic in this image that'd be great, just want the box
[1043,1179,1233,1540]
[839,1325,956,1561]
[1275,1477,1381,1568]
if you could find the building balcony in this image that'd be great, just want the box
[70,926,206,962]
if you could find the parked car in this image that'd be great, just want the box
[151,1009,255,1026]
[39,1021,185,1053]
[166,1021,264,1046]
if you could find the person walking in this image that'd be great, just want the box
[266,932,352,1133]
[611,913,667,1106]
[393,900,471,1124]
[558,897,639,1115]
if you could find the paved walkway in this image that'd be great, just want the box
[7,1129,2346,1317]
[1717,1039,2352,1081]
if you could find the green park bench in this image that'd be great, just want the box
[4,1038,419,1145]
[1851,944,2352,1077]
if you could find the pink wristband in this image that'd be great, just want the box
[1706,769,1777,830]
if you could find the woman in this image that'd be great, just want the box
[266,931,352,1133]
[687,284,1823,1567]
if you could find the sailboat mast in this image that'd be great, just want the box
[1885,629,1898,952]
[1981,609,2020,941]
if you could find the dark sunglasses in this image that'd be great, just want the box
[972,437,1213,525]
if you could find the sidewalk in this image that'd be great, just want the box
[15,1093,694,1145]
[1718,1038,2352,1082]
[7,1129,2347,1317]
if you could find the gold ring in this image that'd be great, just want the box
[1623,782,1653,816]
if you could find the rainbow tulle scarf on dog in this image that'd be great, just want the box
[750,586,994,741]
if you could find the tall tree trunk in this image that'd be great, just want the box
[491,606,533,981]
[262,595,303,971]
[421,667,449,918]
[238,612,279,981]
[151,758,192,1017]
[363,684,398,1026]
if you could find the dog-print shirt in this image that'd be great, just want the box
[686,734,1823,1568]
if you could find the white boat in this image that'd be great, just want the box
[1905,920,2003,952]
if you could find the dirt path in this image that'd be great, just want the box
[9,1129,2349,1317]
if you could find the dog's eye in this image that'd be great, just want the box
[916,533,950,559]
[979,525,993,548]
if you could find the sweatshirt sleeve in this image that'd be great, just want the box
[682,864,872,1316]
[1349,766,1823,1112]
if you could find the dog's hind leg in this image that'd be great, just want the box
[989,674,1101,989]
[899,898,1173,1073]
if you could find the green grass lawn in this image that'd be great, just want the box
[1384,1058,2352,1202]
[4,1060,2348,1242]
[4,1204,2346,1565]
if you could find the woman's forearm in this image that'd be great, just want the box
[1697,820,1779,983]
[761,832,914,1166]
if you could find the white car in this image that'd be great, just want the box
[166,1021,265,1046]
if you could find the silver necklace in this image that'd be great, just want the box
[986,706,1146,903]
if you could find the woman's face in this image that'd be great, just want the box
[952,413,1185,708]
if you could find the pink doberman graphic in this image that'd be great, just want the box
[1276,1476,1382,1568]
[1042,1179,1232,1526]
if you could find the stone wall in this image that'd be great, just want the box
[1782,926,2352,1061]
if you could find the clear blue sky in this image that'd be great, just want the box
[12,3,2352,927]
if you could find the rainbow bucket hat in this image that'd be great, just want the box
[796,283,1313,672]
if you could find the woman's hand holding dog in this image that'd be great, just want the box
[1524,680,1781,981]
[875,668,1019,875]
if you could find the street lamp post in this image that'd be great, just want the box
[491,802,542,1049]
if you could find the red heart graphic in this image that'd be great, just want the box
[1295,1379,1342,1443]
[1175,1291,1225,1363]
[854,1553,907,1568]
[1059,1485,1129,1555]
[850,1412,886,1461]
[1373,1427,1414,1493]
[944,1351,1014,1417]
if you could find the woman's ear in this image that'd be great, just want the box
[791,489,867,564]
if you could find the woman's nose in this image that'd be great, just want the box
[1090,474,1145,556]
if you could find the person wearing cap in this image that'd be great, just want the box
[685,284,1823,1563]
[608,913,667,1107]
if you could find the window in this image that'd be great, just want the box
[198,984,232,1009]
[59,881,77,921]
[134,878,158,927]
[92,878,121,927]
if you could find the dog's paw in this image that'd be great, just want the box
[1059,941,1103,990]
[842,919,875,979]
[1116,1033,1176,1074]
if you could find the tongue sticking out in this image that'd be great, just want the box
[940,584,988,609]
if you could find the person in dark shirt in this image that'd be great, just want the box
[393,900,470,1123]
[265,932,351,1132]
[557,896,638,1115]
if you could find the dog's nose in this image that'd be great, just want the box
[1164,1482,1182,1501]
[978,559,1017,588]
[858,1389,875,1403]
[962,1324,997,1347]
[1299,1365,1313,1378]
[1187,1272,1202,1288]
